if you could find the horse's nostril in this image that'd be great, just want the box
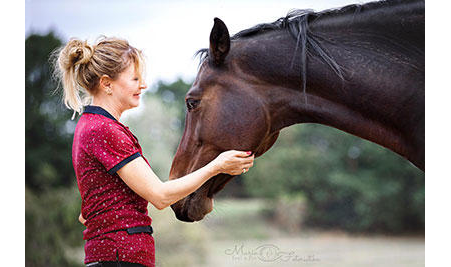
[174,211,194,222]
[171,198,196,222]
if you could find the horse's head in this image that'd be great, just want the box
[168,18,280,222]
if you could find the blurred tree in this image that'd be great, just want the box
[244,124,424,233]
[26,32,84,266]
[150,78,191,131]
[26,184,85,267]
[25,32,75,191]
[126,93,183,178]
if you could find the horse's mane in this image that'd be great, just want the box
[195,7,346,97]
[229,8,348,93]
[230,0,421,39]
[194,7,346,86]
[195,0,422,95]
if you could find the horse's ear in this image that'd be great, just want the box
[209,17,230,66]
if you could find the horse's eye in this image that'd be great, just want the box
[186,98,200,111]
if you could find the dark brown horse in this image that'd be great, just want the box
[169,0,424,222]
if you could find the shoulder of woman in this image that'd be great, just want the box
[82,117,127,139]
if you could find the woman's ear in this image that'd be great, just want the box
[99,75,113,94]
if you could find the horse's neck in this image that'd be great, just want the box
[237,5,424,169]
[264,78,424,170]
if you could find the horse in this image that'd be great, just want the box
[168,0,424,222]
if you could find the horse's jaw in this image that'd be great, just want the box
[171,200,214,223]
[254,131,280,157]
[206,173,234,198]
[170,185,215,222]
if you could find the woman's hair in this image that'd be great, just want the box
[51,36,146,119]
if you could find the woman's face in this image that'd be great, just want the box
[111,63,147,110]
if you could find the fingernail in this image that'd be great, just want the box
[246,151,252,155]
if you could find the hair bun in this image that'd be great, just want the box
[64,39,94,70]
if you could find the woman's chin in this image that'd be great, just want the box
[129,100,140,108]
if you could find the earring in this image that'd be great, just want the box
[106,88,112,95]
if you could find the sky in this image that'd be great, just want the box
[25,0,372,87]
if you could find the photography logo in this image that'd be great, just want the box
[225,243,320,263]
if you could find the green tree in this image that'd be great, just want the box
[26,32,84,266]
[25,32,75,191]
[150,78,191,132]
[125,92,183,178]
[244,124,424,233]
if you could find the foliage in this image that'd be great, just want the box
[26,32,75,191]
[26,32,86,266]
[26,184,84,267]
[150,78,191,131]
[244,124,425,233]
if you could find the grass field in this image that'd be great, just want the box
[70,198,424,266]
[199,198,424,267]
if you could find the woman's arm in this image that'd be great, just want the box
[117,150,254,210]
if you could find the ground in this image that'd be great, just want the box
[200,199,424,267]
[69,198,424,267]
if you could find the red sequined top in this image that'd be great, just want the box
[72,105,155,267]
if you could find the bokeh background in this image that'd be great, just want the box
[25,0,424,266]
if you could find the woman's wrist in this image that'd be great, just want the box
[206,160,221,177]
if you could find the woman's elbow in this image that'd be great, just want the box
[148,190,171,210]
[152,199,170,210]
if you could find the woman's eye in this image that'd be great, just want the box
[133,77,139,81]
[186,99,200,111]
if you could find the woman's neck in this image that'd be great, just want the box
[91,97,123,121]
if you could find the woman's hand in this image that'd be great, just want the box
[79,213,86,226]
[114,150,254,210]
[211,150,255,176]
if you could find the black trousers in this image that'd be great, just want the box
[86,261,145,267]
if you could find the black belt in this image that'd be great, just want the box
[86,261,145,266]
[125,225,153,235]
[88,225,153,241]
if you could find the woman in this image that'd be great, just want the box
[53,37,254,267]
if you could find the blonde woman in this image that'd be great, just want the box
[53,37,254,267]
